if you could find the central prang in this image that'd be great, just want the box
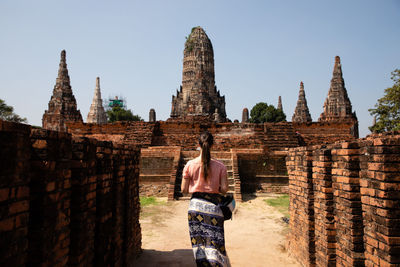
[170,27,227,122]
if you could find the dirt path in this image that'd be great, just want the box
[131,196,300,267]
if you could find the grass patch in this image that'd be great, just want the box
[140,196,167,207]
[264,194,290,218]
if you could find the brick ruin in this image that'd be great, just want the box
[286,132,400,266]
[42,50,83,131]
[0,120,141,266]
[170,26,227,122]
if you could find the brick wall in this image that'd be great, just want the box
[235,150,289,194]
[139,147,181,197]
[68,121,357,151]
[286,133,400,267]
[0,122,31,266]
[0,120,141,266]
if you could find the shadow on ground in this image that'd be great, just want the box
[130,249,195,267]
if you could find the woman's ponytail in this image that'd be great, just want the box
[199,132,214,181]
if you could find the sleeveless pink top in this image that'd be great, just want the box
[182,157,227,194]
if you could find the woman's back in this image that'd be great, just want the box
[183,157,227,194]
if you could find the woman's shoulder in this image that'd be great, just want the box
[210,159,227,170]
[186,157,201,166]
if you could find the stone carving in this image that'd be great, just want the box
[242,108,249,123]
[292,81,312,123]
[86,77,107,124]
[170,27,226,121]
[277,96,283,111]
[319,56,357,122]
[42,50,83,131]
[149,108,156,122]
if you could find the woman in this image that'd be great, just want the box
[181,131,230,267]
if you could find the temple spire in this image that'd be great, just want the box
[277,96,283,111]
[42,50,83,131]
[292,81,312,123]
[87,77,107,124]
[319,56,357,122]
[170,26,226,121]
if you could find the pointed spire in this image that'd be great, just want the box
[87,77,107,124]
[42,50,83,131]
[319,56,356,122]
[277,96,283,111]
[292,81,312,123]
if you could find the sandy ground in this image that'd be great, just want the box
[131,195,300,267]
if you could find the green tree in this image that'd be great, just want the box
[250,102,286,123]
[369,69,400,133]
[106,106,142,123]
[0,99,27,123]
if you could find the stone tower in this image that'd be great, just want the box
[292,81,312,123]
[87,77,107,124]
[42,50,83,131]
[277,96,283,111]
[242,108,249,123]
[319,56,357,122]
[170,27,226,121]
[149,108,156,122]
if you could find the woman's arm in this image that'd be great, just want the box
[220,168,228,194]
[181,177,190,193]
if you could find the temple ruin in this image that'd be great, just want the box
[319,56,357,122]
[2,27,399,267]
[292,81,312,123]
[86,77,107,124]
[170,27,227,122]
[42,50,83,131]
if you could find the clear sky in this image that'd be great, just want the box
[1,0,399,137]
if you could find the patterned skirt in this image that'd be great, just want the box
[188,196,229,267]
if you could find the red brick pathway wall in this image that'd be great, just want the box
[286,133,400,267]
[0,120,141,266]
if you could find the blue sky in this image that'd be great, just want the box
[1,0,399,137]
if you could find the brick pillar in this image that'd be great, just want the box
[0,121,31,266]
[94,141,114,266]
[69,137,97,266]
[29,129,71,266]
[312,147,336,266]
[360,137,400,266]
[286,146,315,266]
[124,146,142,261]
[332,142,365,266]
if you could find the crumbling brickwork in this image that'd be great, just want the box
[286,133,400,267]
[0,122,31,266]
[0,120,141,266]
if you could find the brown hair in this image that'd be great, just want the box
[199,131,214,181]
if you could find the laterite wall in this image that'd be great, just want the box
[286,132,400,267]
[0,120,141,266]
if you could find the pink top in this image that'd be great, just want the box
[183,157,227,194]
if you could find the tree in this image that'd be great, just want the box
[369,69,400,133]
[0,99,27,123]
[106,106,142,123]
[249,102,286,123]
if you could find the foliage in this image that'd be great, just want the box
[185,26,200,53]
[249,102,286,123]
[0,99,27,123]
[264,194,290,218]
[369,69,400,133]
[140,196,158,207]
[106,106,142,123]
